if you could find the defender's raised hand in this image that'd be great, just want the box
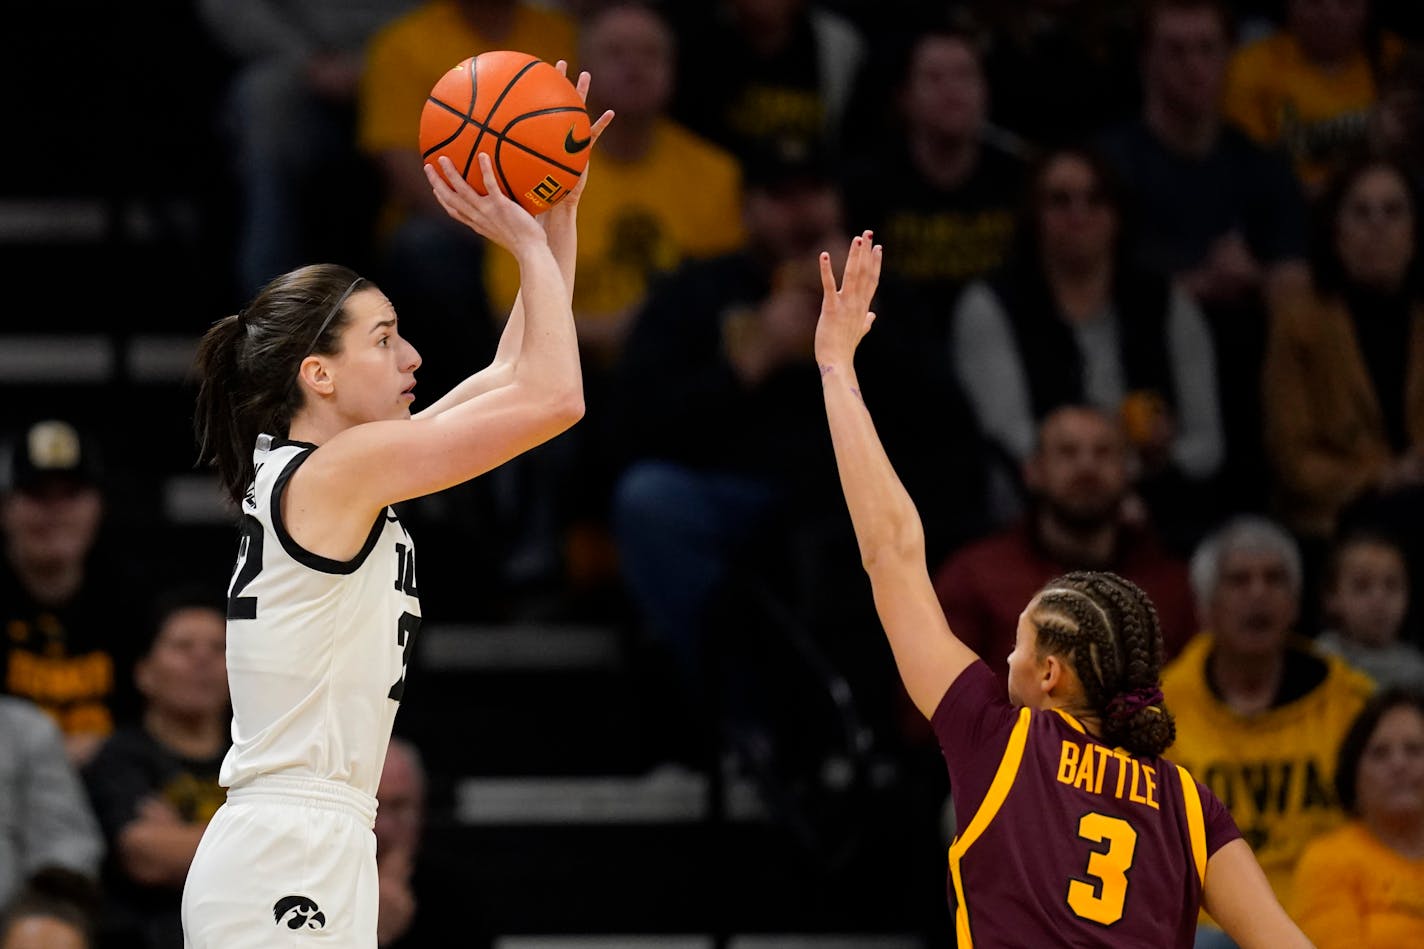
[814,230,883,369]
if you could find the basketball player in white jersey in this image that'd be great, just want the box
[181,68,613,949]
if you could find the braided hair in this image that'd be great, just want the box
[1031,571,1176,758]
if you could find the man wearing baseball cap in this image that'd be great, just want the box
[0,419,139,766]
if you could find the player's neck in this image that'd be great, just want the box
[286,410,343,448]
[1055,701,1104,740]
[907,129,977,190]
[1207,647,1284,716]
[1039,680,1104,739]
[144,707,227,761]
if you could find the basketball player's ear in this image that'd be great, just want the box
[298,355,336,397]
[1040,653,1065,697]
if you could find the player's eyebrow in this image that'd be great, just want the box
[369,317,397,334]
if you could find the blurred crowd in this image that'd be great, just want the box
[5,0,1424,946]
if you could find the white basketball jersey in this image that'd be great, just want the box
[219,435,421,798]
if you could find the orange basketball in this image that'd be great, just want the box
[419,51,591,216]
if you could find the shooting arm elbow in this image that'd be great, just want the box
[550,387,585,429]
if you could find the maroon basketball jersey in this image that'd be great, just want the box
[933,662,1240,948]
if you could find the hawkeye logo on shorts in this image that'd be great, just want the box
[273,895,326,930]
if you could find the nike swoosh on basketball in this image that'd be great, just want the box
[564,128,591,153]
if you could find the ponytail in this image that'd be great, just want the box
[194,314,251,506]
[192,264,367,508]
[1101,684,1176,760]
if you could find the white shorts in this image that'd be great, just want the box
[182,776,379,948]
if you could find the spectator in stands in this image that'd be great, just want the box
[951,145,1222,539]
[0,868,99,949]
[359,0,577,394]
[1315,530,1424,690]
[668,0,864,164]
[934,405,1198,679]
[483,1,744,367]
[82,590,227,949]
[0,419,141,766]
[1291,688,1424,948]
[353,0,579,608]
[1100,0,1309,513]
[361,0,577,236]
[198,0,417,298]
[477,2,748,609]
[0,697,102,911]
[612,147,846,690]
[973,0,1141,147]
[616,143,988,764]
[1162,516,1374,934]
[1264,157,1424,547]
[375,737,424,947]
[1102,0,1308,303]
[841,24,1025,304]
[1370,50,1424,185]
[1225,0,1405,191]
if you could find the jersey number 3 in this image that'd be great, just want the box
[1067,812,1138,925]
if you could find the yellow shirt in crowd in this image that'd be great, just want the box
[1292,820,1424,949]
[1223,31,1404,188]
[483,119,746,336]
[1160,633,1374,908]
[359,0,578,158]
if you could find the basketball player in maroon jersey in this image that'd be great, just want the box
[814,232,1311,948]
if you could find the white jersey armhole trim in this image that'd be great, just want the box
[269,446,388,575]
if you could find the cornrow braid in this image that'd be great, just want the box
[1034,586,1122,725]
[1032,571,1176,758]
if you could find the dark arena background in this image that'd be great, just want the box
[3,1,1424,947]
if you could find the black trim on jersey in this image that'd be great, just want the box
[269,437,317,451]
[270,449,387,575]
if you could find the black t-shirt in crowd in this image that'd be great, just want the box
[1098,119,1307,275]
[83,724,229,949]
[0,558,142,739]
[841,141,1027,304]
[671,6,829,161]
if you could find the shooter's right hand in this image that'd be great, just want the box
[425,153,548,256]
